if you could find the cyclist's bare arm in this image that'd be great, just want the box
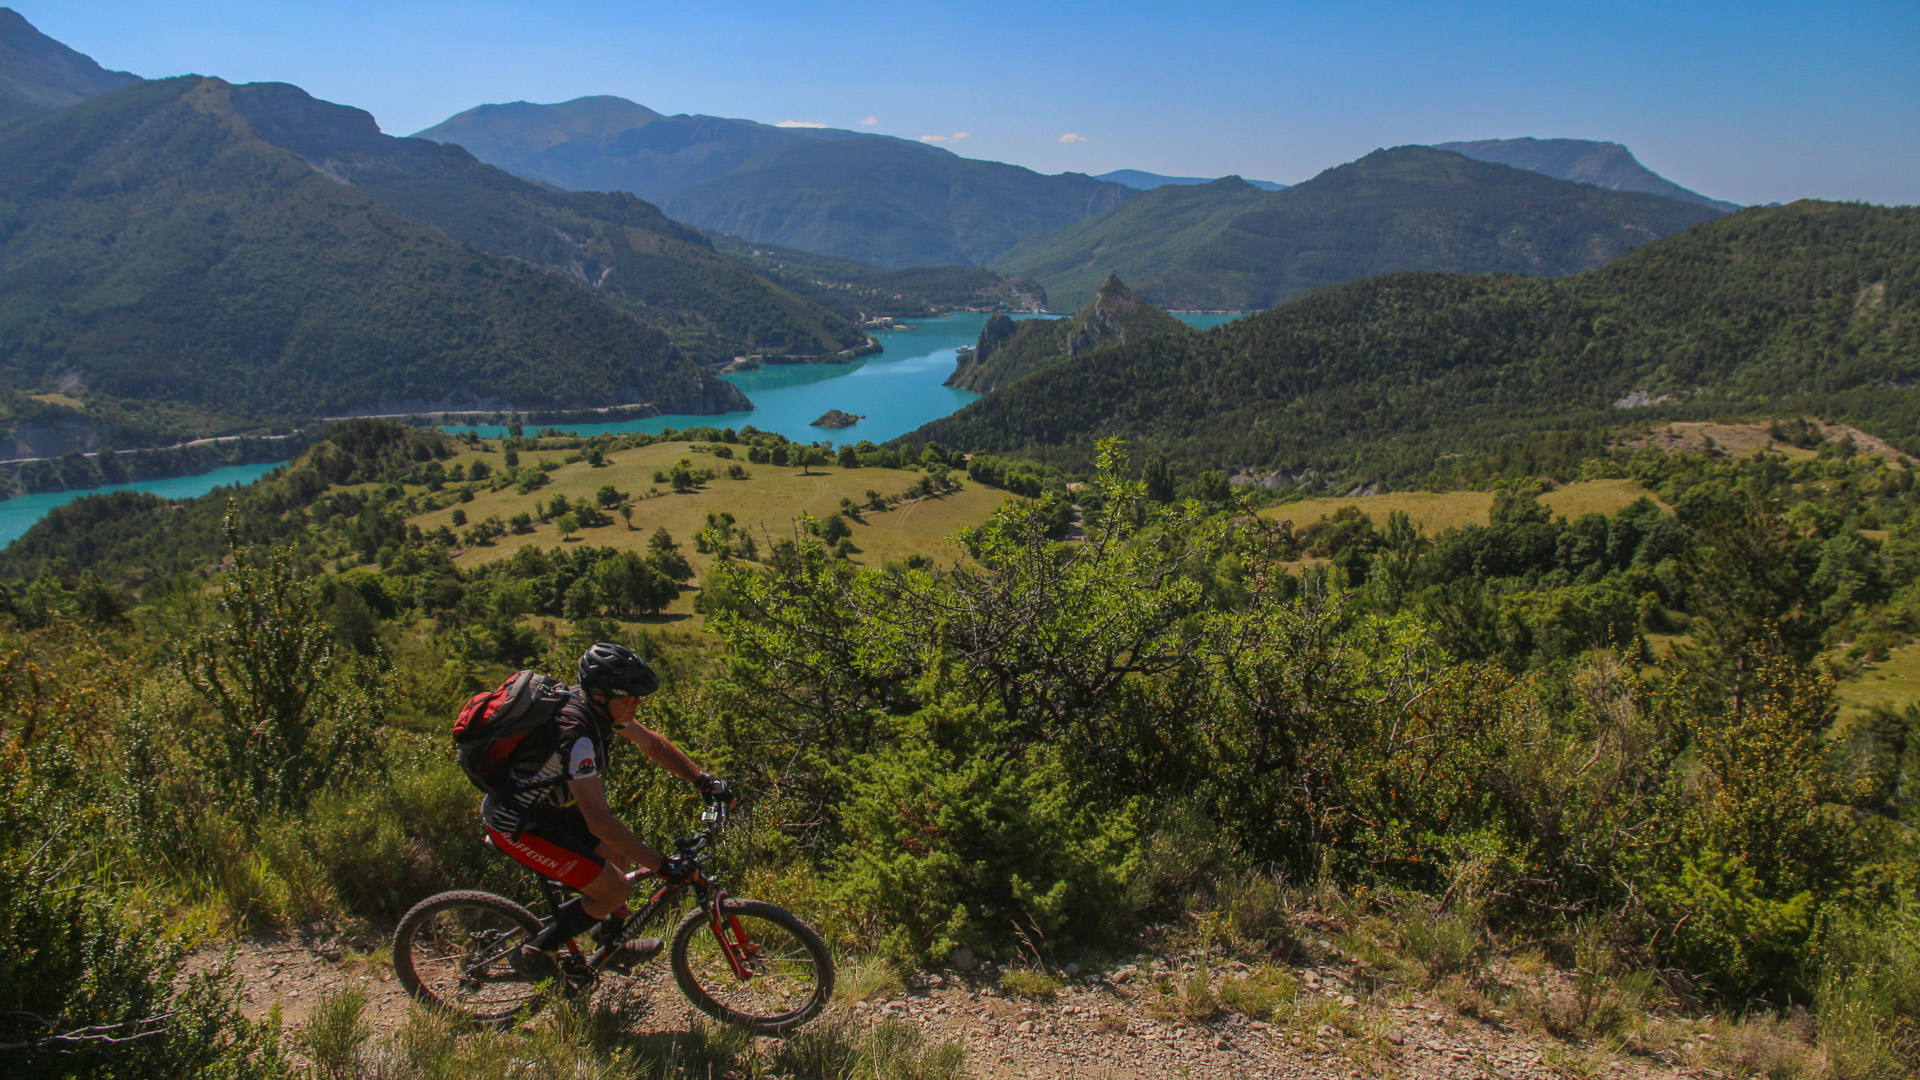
[614,721,701,783]
[569,774,664,873]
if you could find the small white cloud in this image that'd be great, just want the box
[776,120,827,128]
[920,131,971,143]
[860,116,878,126]
[1059,133,1088,143]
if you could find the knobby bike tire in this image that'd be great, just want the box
[393,890,546,1024]
[669,898,835,1035]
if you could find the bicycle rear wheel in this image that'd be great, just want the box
[393,890,545,1023]
[670,898,834,1035]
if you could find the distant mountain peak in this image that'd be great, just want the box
[0,7,142,121]
[1432,137,1740,213]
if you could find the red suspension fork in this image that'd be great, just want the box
[706,895,756,980]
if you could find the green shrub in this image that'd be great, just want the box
[0,774,285,1078]
[831,701,1143,959]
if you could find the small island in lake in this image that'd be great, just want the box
[811,409,864,429]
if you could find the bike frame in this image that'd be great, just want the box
[527,799,761,982]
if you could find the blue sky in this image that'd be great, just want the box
[20,0,1919,205]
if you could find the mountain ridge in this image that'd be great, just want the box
[0,7,141,120]
[0,76,748,431]
[415,95,1138,268]
[1433,137,1741,212]
[994,147,1726,310]
[414,95,893,201]
[232,82,868,365]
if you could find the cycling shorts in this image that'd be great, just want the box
[487,810,607,890]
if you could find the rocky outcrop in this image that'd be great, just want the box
[947,276,1187,393]
[1066,275,1188,356]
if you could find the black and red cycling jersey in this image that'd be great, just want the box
[482,686,614,886]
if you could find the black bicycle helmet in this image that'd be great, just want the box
[578,642,660,699]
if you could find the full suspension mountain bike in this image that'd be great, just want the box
[392,796,833,1034]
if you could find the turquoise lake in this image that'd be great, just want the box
[0,460,286,548]
[0,311,1244,546]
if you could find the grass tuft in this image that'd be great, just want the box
[1000,968,1063,1000]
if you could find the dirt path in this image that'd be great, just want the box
[196,934,1693,1080]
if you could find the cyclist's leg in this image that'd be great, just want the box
[543,813,632,918]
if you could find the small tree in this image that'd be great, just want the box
[556,511,581,540]
[820,512,852,544]
[618,504,634,530]
[180,514,383,817]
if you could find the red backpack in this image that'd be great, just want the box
[453,671,572,798]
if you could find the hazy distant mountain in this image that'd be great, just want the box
[1099,169,1285,192]
[1432,138,1741,212]
[946,275,1187,393]
[233,82,867,365]
[0,77,746,424]
[996,147,1726,310]
[0,7,140,120]
[658,138,1135,268]
[414,96,883,201]
[417,95,1137,268]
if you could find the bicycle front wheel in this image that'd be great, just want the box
[393,890,545,1023]
[670,898,834,1035]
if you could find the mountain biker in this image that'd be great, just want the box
[484,642,728,976]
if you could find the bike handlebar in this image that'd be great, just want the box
[628,795,734,883]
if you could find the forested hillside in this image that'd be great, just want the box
[990,177,1276,309]
[0,77,747,424]
[994,147,1725,310]
[704,234,1048,319]
[917,201,1920,482]
[660,138,1136,268]
[233,82,867,365]
[946,275,1187,393]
